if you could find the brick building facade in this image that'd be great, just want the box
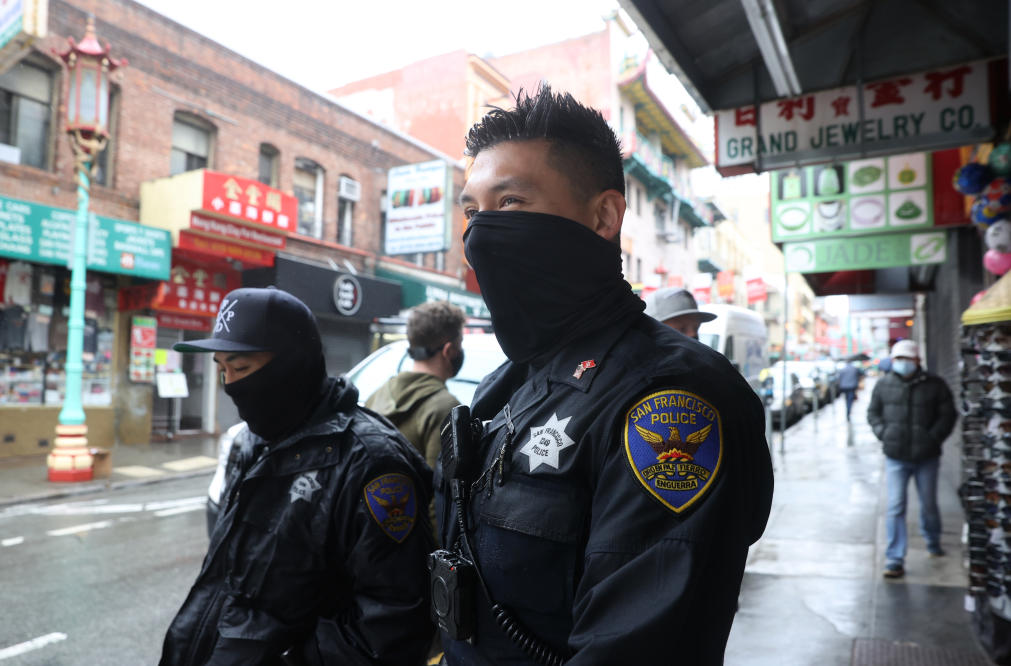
[0,0,474,455]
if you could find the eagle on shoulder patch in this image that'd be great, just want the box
[634,423,713,462]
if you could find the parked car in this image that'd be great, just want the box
[697,304,769,394]
[206,421,244,535]
[764,370,807,427]
[773,360,830,408]
[206,333,508,536]
[347,332,507,407]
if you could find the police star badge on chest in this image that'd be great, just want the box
[624,389,723,513]
[518,413,575,472]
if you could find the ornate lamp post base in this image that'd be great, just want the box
[47,424,93,482]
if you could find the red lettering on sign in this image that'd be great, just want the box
[202,171,297,234]
[923,65,972,101]
[152,256,240,317]
[865,78,912,108]
[734,106,756,127]
[830,95,851,117]
[777,96,815,121]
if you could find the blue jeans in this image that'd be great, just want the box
[885,456,941,566]
[842,389,856,420]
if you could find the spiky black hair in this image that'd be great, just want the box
[464,85,625,200]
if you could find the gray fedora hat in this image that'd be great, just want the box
[643,288,717,324]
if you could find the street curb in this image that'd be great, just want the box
[0,468,215,509]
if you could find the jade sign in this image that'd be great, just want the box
[716,60,992,173]
[783,231,946,273]
[771,152,933,242]
[0,195,171,279]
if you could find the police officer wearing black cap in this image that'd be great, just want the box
[431,86,774,664]
[160,287,435,665]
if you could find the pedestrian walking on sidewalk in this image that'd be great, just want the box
[867,339,956,579]
[838,360,863,421]
[160,287,434,665]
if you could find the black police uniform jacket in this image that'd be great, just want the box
[437,314,774,664]
[160,376,435,665]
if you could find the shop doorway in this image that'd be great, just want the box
[152,328,214,437]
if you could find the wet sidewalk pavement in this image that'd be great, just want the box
[726,380,993,665]
[0,382,996,664]
[0,435,220,507]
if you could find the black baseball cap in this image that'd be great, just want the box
[173,287,321,354]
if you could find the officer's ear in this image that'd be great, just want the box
[589,189,625,242]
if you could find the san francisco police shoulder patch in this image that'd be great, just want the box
[363,472,417,542]
[623,389,723,514]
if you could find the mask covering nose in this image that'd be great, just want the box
[463,211,644,364]
[892,359,917,377]
[224,350,325,440]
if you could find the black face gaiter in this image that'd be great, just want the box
[464,210,644,364]
[223,350,326,441]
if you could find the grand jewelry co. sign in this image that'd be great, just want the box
[715,60,995,174]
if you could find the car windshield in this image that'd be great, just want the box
[347,334,507,406]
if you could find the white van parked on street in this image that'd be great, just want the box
[697,304,769,392]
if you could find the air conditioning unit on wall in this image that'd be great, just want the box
[339,176,361,202]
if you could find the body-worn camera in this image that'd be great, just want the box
[441,405,483,482]
[428,549,477,640]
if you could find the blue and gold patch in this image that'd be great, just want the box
[623,389,723,514]
[363,473,417,542]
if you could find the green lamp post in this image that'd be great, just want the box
[48,16,125,482]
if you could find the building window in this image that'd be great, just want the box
[170,113,213,175]
[635,186,642,216]
[258,143,278,187]
[337,175,360,247]
[654,203,667,236]
[294,157,324,238]
[636,257,642,284]
[0,60,54,170]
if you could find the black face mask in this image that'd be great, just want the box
[464,211,644,364]
[223,351,326,441]
[450,349,465,377]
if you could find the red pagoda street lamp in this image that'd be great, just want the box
[48,17,126,482]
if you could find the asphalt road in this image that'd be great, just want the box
[0,475,212,665]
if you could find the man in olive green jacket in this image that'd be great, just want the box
[366,302,466,471]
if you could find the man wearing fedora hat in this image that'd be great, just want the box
[643,287,717,340]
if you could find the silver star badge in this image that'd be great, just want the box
[519,413,575,472]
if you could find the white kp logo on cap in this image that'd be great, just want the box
[215,298,238,333]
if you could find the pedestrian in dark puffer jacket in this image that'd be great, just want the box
[867,339,956,580]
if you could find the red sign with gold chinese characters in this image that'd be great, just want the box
[200,171,297,233]
[152,257,240,318]
[179,231,276,267]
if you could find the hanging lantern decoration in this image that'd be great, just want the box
[56,15,127,160]
[983,249,1011,276]
[990,143,1011,177]
[954,161,995,195]
[985,219,1011,254]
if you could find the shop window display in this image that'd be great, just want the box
[0,260,115,406]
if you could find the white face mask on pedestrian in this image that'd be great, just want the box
[892,359,917,377]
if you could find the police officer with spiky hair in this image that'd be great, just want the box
[160,287,434,665]
[433,87,774,665]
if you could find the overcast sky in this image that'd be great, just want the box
[135,0,621,92]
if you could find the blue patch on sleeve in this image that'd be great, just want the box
[364,473,417,542]
[623,389,723,514]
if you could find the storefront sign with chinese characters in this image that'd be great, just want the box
[189,213,286,249]
[157,312,211,332]
[201,171,297,234]
[0,194,171,279]
[129,316,157,383]
[783,230,947,273]
[178,231,276,267]
[152,257,240,318]
[771,152,934,242]
[716,270,735,300]
[716,61,992,173]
